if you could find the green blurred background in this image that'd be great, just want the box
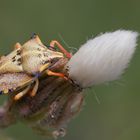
[0,0,140,140]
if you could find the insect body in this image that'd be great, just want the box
[0,35,71,100]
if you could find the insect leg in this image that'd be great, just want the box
[39,63,50,73]
[50,40,72,58]
[46,69,68,80]
[14,85,31,100]
[14,43,22,49]
[29,79,39,97]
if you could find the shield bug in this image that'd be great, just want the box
[0,34,72,100]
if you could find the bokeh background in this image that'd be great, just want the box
[0,0,139,140]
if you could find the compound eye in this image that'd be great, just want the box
[50,58,59,64]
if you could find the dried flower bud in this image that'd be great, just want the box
[1,58,83,139]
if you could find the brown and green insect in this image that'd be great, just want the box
[0,35,71,100]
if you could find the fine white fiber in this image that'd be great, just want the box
[66,30,138,88]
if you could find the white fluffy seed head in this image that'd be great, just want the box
[66,30,138,88]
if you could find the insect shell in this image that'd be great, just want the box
[0,35,66,100]
[20,35,64,74]
[0,36,64,74]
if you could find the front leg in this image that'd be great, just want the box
[39,63,50,73]
[39,63,68,80]
[46,69,68,80]
[14,85,31,100]
[14,79,39,100]
[50,40,72,58]
[29,79,39,97]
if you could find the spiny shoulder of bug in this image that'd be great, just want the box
[0,34,65,76]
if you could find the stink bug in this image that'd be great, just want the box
[0,35,72,100]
